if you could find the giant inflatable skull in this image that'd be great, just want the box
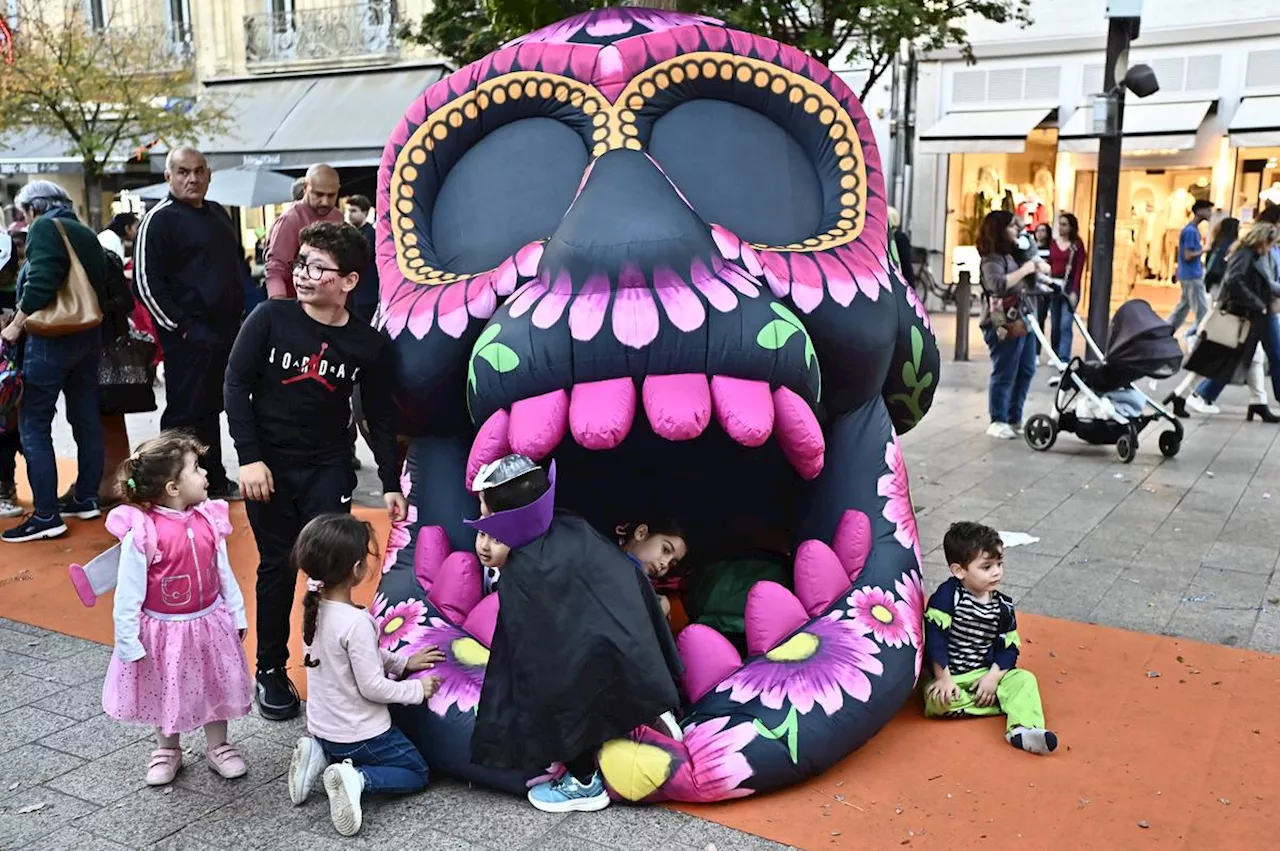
[372,7,940,802]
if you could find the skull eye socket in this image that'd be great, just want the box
[647,99,823,247]
[432,118,588,275]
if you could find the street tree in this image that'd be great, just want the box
[0,1,230,226]
[401,0,1031,100]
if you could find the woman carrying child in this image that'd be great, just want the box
[286,514,444,837]
[101,431,253,786]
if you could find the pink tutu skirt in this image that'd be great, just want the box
[103,603,253,736]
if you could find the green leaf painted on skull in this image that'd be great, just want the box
[763,302,821,400]
[752,704,800,764]
[902,359,917,387]
[468,323,519,391]
[890,323,934,430]
[757,320,799,349]
[888,232,901,266]
[911,325,924,367]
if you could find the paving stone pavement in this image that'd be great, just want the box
[19,308,1279,849]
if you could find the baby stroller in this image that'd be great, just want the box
[1021,288,1185,463]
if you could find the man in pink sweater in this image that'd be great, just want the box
[265,164,344,299]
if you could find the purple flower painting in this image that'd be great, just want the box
[847,586,912,648]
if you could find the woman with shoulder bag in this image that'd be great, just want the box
[0,181,109,543]
[1178,220,1280,421]
[1046,213,1086,363]
[979,210,1048,439]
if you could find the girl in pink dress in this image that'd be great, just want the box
[101,430,253,786]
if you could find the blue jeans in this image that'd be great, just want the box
[1167,276,1209,335]
[19,329,103,517]
[983,325,1037,424]
[1197,313,1280,403]
[316,725,429,795]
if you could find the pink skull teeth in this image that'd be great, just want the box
[464,374,825,486]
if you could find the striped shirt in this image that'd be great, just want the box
[947,587,1001,675]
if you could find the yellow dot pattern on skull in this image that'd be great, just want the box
[390,56,868,283]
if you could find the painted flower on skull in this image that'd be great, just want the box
[372,594,429,651]
[717,611,884,715]
[895,569,927,678]
[847,586,912,648]
[678,715,759,800]
[412,617,488,715]
[382,464,418,573]
[878,435,922,567]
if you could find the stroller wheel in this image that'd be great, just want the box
[1158,430,1181,458]
[1116,425,1139,464]
[1024,414,1057,451]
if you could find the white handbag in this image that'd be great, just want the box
[1200,309,1251,349]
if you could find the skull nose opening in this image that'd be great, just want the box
[538,149,718,286]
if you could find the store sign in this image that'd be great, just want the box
[0,162,71,175]
[243,154,281,167]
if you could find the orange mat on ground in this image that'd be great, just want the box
[1,487,1275,850]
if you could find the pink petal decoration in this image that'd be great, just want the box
[515,242,545,277]
[642,373,711,441]
[772,386,824,480]
[738,243,764,277]
[690,258,737,312]
[759,252,791,299]
[832,509,873,583]
[462,592,500,647]
[711,225,740,261]
[466,408,512,490]
[569,273,611,341]
[507,278,548,318]
[815,252,857,308]
[793,540,853,616]
[427,552,483,625]
[787,254,825,313]
[508,389,569,460]
[438,305,470,338]
[677,624,743,702]
[492,256,518,297]
[381,287,417,339]
[413,525,452,595]
[406,287,444,339]
[532,270,573,329]
[466,275,498,320]
[598,43,624,81]
[569,377,637,450]
[744,581,809,657]
[710,376,774,448]
[653,267,706,332]
[717,263,759,298]
[611,266,660,349]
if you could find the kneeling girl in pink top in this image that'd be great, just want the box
[286,514,443,837]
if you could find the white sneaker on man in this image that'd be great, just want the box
[986,422,1017,440]
[1186,395,1220,415]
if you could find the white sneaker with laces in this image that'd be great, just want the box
[0,499,22,519]
[288,736,327,805]
[986,422,1017,440]
[323,761,365,836]
[1187,395,1220,415]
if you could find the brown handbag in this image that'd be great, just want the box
[25,219,103,337]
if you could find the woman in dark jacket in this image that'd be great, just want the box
[978,210,1046,439]
[1183,220,1280,421]
[0,181,108,542]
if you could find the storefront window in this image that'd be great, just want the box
[943,128,1058,283]
[1232,147,1280,222]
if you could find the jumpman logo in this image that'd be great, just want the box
[281,342,335,391]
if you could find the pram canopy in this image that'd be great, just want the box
[1077,300,1183,393]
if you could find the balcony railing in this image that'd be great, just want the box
[244,2,400,67]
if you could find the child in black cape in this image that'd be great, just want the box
[464,454,683,813]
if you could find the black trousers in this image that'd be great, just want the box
[157,324,234,490]
[246,463,356,672]
[0,427,19,485]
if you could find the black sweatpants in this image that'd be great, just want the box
[157,324,234,491]
[247,463,356,672]
[0,427,20,486]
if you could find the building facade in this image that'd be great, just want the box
[910,0,1280,310]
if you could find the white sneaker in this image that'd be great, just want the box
[323,761,364,836]
[652,710,685,742]
[288,736,327,805]
[1186,395,1220,415]
[986,422,1017,440]
[0,499,22,519]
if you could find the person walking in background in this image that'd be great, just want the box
[1167,200,1213,338]
[0,232,21,519]
[134,146,244,501]
[0,181,109,542]
[978,211,1046,439]
[265,165,343,300]
[1204,217,1240,298]
[344,195,379,324]
[98,212,139,262]
[1045,212,1086,363]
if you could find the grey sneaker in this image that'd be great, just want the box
[0,498,22,519]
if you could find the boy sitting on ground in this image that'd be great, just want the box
[923,521,1058,755]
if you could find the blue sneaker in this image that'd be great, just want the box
[3,513,67,543]
[527,771,611,813]
[57,494,100,520]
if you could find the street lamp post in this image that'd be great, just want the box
[1087,1,1158,350]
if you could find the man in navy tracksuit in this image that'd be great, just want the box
[134,146,243,498]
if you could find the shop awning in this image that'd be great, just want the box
[0,128,136,174]
[1229,96,1280,148]
[196,65,447,171]
[1058,100,1214,154]
[918,109,1054,154]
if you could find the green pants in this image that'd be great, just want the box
[923,667,1045,732]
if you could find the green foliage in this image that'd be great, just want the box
[401,0,1032,101]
